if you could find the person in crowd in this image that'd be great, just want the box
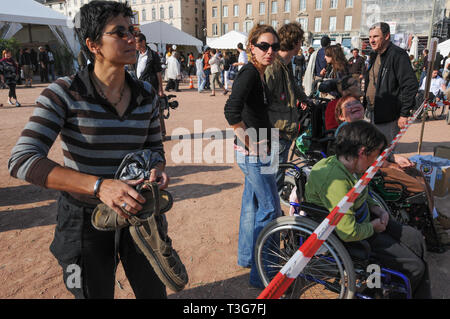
[187,52,195,77]
[418,49,429,87]
[166,51,181,92]
[305,120,431,299]
[20,48,33,88]
[134,33,164,97]
[416,67,446,105]
[46,45,56,81]
[224,24,281,289]
[233,42,248,71]
[195,53,206,93]
[0,49,21,107]
[202,47,211,90]
[38,46,49,83]
[16,49,24,85]
[293,48,306,86]
[208,48,228,96]
[8,1,169,299]
[324,45,350,80]
[314,36,331,78]
[222,51,234,91]
[364,22,418,144]
[348,48,365,82]
[265,22,308,191]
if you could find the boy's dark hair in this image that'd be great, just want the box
[74,0,134,63]
[136,33,146,43]
[278,22,304,51]
[237,42,244,50]
[321,36,331,48]
[335,121,387,160]
[211,48,217,54]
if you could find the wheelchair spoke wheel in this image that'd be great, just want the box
[255,216,356,299]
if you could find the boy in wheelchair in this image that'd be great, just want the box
[304,121,431,298]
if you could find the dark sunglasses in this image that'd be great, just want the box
[254,42,280,52]
[103,26,138,39]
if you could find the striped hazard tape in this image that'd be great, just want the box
[257,103,425,299]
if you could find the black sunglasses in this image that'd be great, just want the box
[254,42,280,52]
[103,26,138,39]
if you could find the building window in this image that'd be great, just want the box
[259,2,265,15]
[142,9,146,21]
[314,17,321,32]
[152,7,156,19]
[284,0,290,12]
[315,0,322,10]
[330,0,338,9]
[271,1,277,13]
[329,16,336,31]
[344,15,352,31]
[223,23,229,33]
[223,5,228,17]
[245,21,253,33]
[160,6,164,19]
[246,3,252,16]
[299,0,306,10]
[169,6,173,18]
[345,0,353,8]
[234,22,239,31]
[142,0,146,3]
[234,4,239,16]
[271,20,278,29]
[297,17,308,30]
[212,23,218,35]
[212,6,217,17]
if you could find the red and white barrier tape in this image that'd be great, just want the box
[257,103,425,299]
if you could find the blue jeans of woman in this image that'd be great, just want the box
[197,74,206,92]
[236,151,282,287]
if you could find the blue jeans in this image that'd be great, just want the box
[275,138,293,191]
[235,151,282,287]
[49,63,55,81]
[197,74,206,92]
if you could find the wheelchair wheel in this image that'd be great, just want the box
[431,103,446,120]
[255,216,356,299]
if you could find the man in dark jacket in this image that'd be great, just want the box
[38,46,49,83]
[348,48,365,82]
[364,22,418,143]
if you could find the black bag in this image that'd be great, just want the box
[228,65,237,80]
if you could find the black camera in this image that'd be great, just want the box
[159,94,179,119]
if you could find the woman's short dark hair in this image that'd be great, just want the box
[335,121,387,160]
[74,0,134,63]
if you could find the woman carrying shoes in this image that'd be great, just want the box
[8,1,169,299]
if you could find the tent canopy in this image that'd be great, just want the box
[0,0,69,27]
[139,21,203,48]
[207,31,248,50]
[438,39,450,57]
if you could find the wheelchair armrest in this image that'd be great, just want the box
[298,202,330,222]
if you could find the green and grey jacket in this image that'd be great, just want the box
[265,55,308,141]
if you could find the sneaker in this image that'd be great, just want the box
[128,182,188,292]
[7,100,13,105]
[15,102,21,107]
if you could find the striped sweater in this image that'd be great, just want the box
[8,66,165,204]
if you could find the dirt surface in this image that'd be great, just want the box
[0,81,449,299]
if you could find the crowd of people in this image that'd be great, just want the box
[0,45,56,107]
[4,0,450,300]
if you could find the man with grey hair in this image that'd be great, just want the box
[364,22,418,143]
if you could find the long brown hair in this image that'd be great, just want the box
[325,45,348,75]
[246,24,279,64]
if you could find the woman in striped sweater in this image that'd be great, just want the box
[8,1,169,299]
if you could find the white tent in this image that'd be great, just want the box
[437,39,450,57]
[206,31,248,50]
[0,0,69,27]
[139,21,203,53]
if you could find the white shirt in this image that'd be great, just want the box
[166,56,180,80]
[419,75,445,96]
[238,50,248,71]
[136,49,148,79]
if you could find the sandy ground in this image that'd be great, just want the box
[0,81,449,299]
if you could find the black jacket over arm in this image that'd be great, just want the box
[365,42,418,124]
[134,46,162,89]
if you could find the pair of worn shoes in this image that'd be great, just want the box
[91,182,188,292]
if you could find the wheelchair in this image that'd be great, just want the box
[415,90,449,121]
[277,88,445,253]
[255,202,413,299]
